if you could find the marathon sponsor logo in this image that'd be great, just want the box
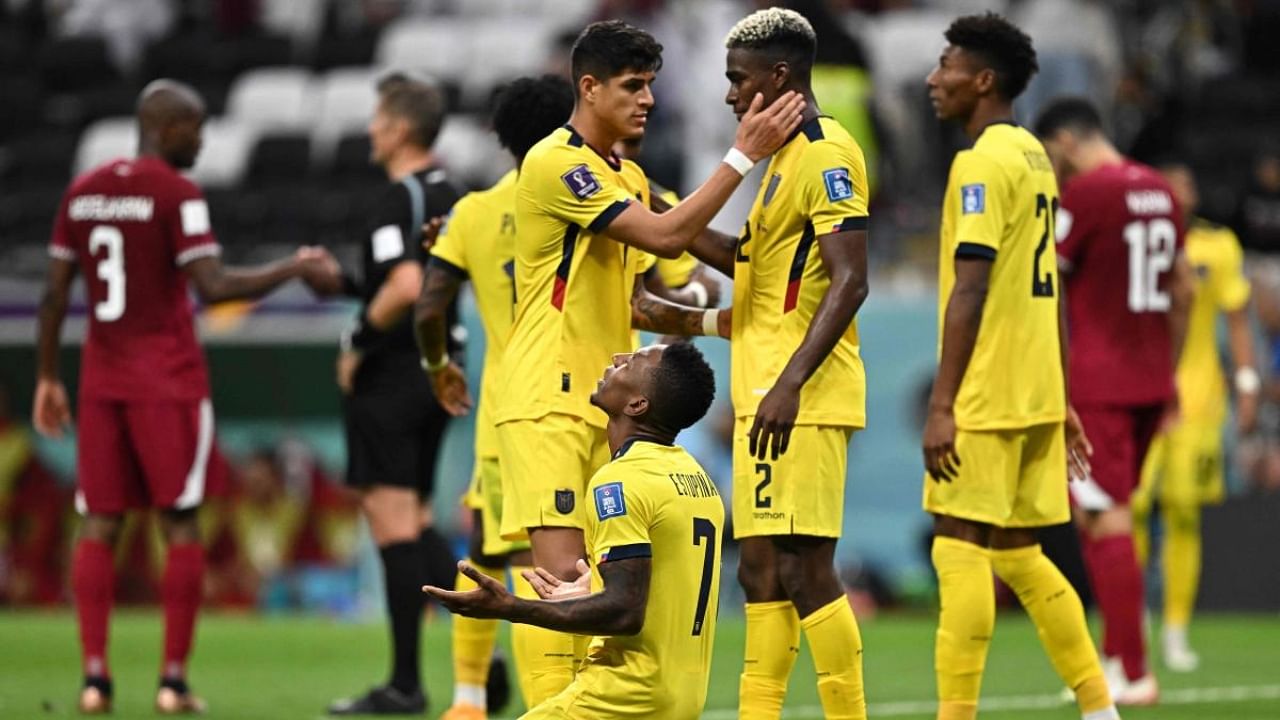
[669,471,720,499]
[753,511,787,521]
[1125,190,1173,215]
[69,195,154,222]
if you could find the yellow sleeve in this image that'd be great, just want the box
[529,146,636,233]
[948,151,1008,256]
[429,196,473,273]
[1215,230,1250,312]
[587,468,653,565]
[657,253,698,288]
[636,250,657,275]
[796,139,869,236]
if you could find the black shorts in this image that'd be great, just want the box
[342,367,449,497]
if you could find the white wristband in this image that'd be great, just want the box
[421,354,449,374]
[701,309,721,337]
[723,147,755,177]
[685,280,709,308]
[1235,366,1261,395]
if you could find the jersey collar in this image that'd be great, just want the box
[613,434,674,460]
[564,124,623,171]
[785,114,830,146]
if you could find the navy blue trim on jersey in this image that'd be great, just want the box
[551,224,579,310]
[955,242,997,261]
[801,115,826,142]
[564,124,586,147]
[563,124,623,170]
[427,255,468,279]
[832,216,869,232]
[613,435,675,460]
[602,542,652,562]
[589,199,631,233]
[784,221,817,312]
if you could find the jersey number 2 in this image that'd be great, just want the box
[1032,194,1058,298]
[89,225,125,322]
[691,517,717,636]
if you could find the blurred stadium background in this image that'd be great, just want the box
[0,0,1279,715]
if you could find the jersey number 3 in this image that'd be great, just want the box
[89,225,126,322]
[691,517,717,636]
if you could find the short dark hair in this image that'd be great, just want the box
[647,343,716,433]
[725,7,818,81]
[376,70,446,149]
[1033,97,1104,139]
[944,12,1038,101]
[492,75,574,159]
[570,20,663,87]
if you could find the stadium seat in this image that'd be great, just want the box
[375,18,473,84]
[37,36,120,94]
[329,133,382,188]
[311,67,380,165]
[144,33,232,86]
[74,117,137,175]
[187,118,257,188]
[312,32,380,71]
[435,114,510,190]
[228,33,295,76]
[0,130,77,190]
[227,67,318,132]
[460,20,558,109]
[0,72,43,142]
[245,134,313,188]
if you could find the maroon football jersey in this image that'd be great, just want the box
[1057,159,1184,407]
[49,157,219,401]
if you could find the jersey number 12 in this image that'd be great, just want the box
[1123,218,1176,312]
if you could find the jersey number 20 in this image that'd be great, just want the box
[89,225,126,322]
[691,517,717,636]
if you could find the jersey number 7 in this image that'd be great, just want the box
[691,517,717,636]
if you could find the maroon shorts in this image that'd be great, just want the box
[75,397,224,514]
[1075,404,1164,506]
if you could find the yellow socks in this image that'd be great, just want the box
[1162,503,1201,628]
[510,565,574,708]
[932,537,994,720]
[451,561,505,706]
[739,600,800,720]
[801,596,866,720]
[990,544,1111,714]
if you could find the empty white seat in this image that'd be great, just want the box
[227,67,318,132]
[376,17,473,83]
[312,66,381,165]
[187,118,257,188]
[75,117,137,175]
[435,115,510,188]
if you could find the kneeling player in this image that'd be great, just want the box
[425,343,722,720]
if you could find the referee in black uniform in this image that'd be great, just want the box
[328,71,462,716]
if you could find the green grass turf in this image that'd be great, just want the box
[1,610,1278,719]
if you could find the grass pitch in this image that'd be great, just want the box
[1,610,1278,719]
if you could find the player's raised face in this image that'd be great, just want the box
[590,345,664,417]
[584,70,655,141]
[724,47,783,121]
[926,45,986,122]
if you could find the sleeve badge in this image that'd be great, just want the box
[822,168,854,202]
[961,183,985,214]
[594,481,627,520]
[561,164,602,200]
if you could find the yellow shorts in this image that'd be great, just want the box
[496,414,610,541]
[520,668,704,720]
[1135,421,1224,510]
[732,418,853,539]
[922,422,1069,528]
[465,456,531,557]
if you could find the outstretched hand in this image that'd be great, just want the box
[32,378,72,439]
[296,245,343,296]
[424,561,518,619]
[733,91,807,162]
[522,559,593,601]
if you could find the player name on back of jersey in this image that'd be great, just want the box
[669,471,720,499]
[1125,189,1174,216]
[68,195,155,222]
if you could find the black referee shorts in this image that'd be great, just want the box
[342,369,449,498]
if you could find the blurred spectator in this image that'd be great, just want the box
[0,379,68,605]
[57,0,175,74]
[1233,150,1280,254]
[1014,0,1122,122]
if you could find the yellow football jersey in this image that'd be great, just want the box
[429,169,518,459]
[732,116,869,427]
[576,438,724,719]
[938,122,1065,430]
[499,126,651,428]
[1176,219,1250,422]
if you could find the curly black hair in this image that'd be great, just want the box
[1033,96,1103,139]
[647,342,716,433]
[491,74,574,160]
[570,20,663,86]
[945,12,1038,102]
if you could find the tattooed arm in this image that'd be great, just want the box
[413,262,473,416]
[426,558,650,636]
[631,274,730,337]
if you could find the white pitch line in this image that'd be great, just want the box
[700,683,1280,719]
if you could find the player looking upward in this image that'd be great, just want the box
[1036,97,1194,705]
[922,16,1119,720]
[492,19,803,705]
[33,79,342,715]
[1132,159,1259,674]
[426,342,722,720]
[414,73,576,720]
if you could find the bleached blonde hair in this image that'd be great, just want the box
[725,7,816,48]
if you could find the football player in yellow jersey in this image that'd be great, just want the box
[1133,160,1259,673]
[493,20,803,706]
[424,342,722,720]
[922,13,1118,720]
[414,75,576,720]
